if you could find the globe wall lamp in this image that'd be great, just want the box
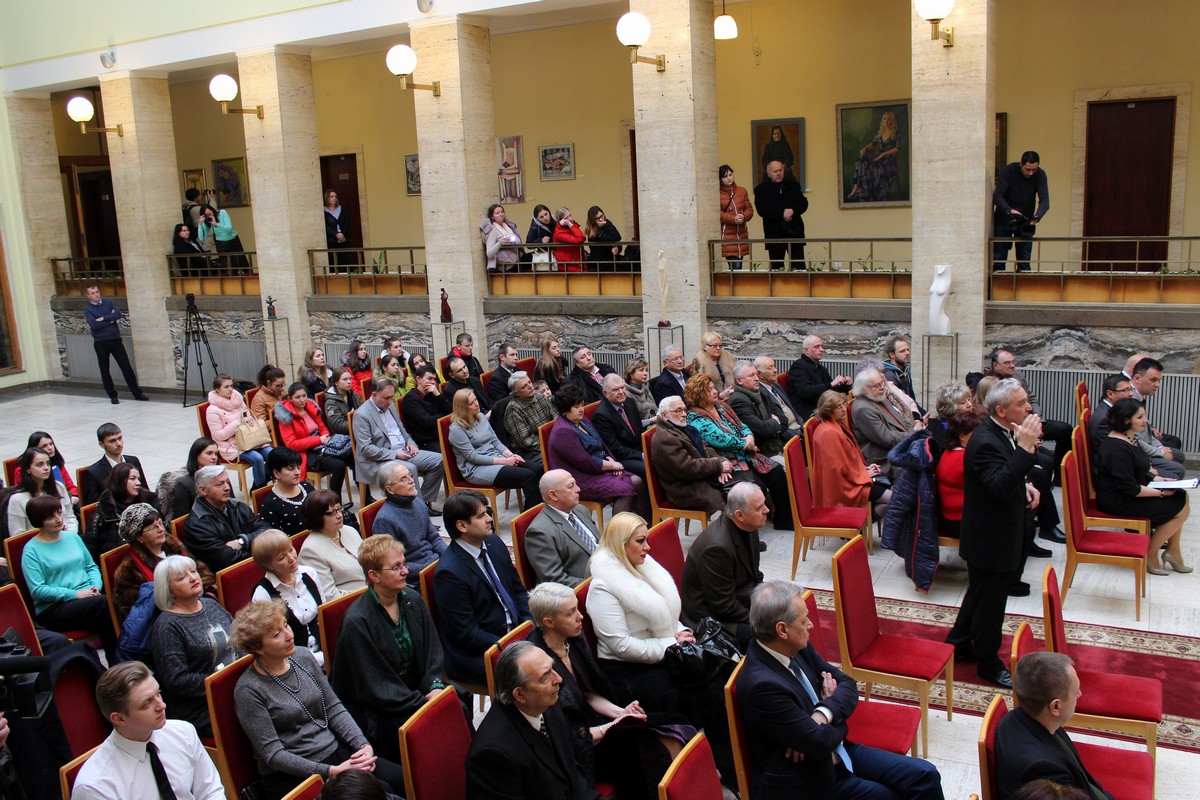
[386,45,442,97]
[616,13,666,72]
[66,96,122,137]
[915,0,955,47]
[208,74,264,118]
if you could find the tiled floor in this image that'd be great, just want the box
[10,387,1194,798]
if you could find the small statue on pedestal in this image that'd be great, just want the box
[265,296,277,320]
[440,288,453,323]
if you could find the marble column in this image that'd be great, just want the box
[628,0,717,356]
[409,17,494,364]
[236,46,323,379]
[98,71,179,389]
[910,0,993,405]
[5,95,71,379]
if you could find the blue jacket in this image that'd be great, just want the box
[84,299,123,342]
[882,430,941,592]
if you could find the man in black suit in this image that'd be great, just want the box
[433,490,531,687]
[786,335,851,421]
[524,470,599,587]
[736,581,943,800]
[995,652,1113,800]
[402,365,452,452]
[650,344,691,405]
[1088,374,1134,454]
[82,423,145,505]
[754,356,803,439]
[563,346,615,404]
[488,342,519,404]
[946,378,1041,689]
[446,356,492,415]
[467,640,599,800]
[591,374,645,479]
[728,362,790,459]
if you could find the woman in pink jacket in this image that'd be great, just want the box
[206,373,271,490]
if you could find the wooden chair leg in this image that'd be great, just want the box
[917,685,930,759]
[1061,557,1078,603]
[944,659,953,720]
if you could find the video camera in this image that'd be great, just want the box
[0,634,52,720]
[1006,217,1036,239]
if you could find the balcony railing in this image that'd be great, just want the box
[488,242,642,296]
[708,238,912,299]
[166,252,259,295]
[51,256,125,296]
[308,247,428,295]
[988,236,1200,303]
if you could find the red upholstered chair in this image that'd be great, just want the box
[647,519,685,595]
[802,590,919,757]
[574,577,597,656]
[0,585,40,654]
[215,558,266,615]
[1075,380,1090,421]
[480,369,494,396]
[438,415,520,511]
[1008,620,1038,678]
[639,427,710,536]
[59,744,101,800]
[80,502,99,538]
[56,655,111,757]
[196,401,252,497]
[831,536,952,758]
[483,620,533,697]
[172,514,188,542]
[206,655,265,799]
[1060,451,1148,619]
[359,498,385,536]
[582,400,600,422]
[99,543,131,635]
[398,686,473,800]
[657,733,724,800]
[281,775,324,800]
[977,693,1007,800]
[542,421,604,528]
[784,437,869,576]
[251,484,273,514]
[4,530,98,645]
[516,357,536,376]
[509,503,545,590]
[318,586,366,675]
[1041,565,1162,762]
[438,356,449,382]
[1071,422,1150,533]
[723,657,751,800]
[2,457,18,486]
[419,559,485,705]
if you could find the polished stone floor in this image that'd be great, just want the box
[8,387,1192,798]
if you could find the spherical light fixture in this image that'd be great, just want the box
[208,74,239,103]
[66,96,96,124]
[914,0,955,22]
[616,12,652,47]
[385,44,419,77]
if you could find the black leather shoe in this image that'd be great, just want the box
[110,397,119,404]
[979,668,1013,690]
[134,394,150,401]
[1039,527,1067,544]
[1029,543,1053,558]
[1008,581,1031,597]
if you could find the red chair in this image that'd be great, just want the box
[2,457,18,486]
[802,590,919,757]
[418,560,439,627]
[56,656,111,756]
[318,586,367,675]
[1071,421,1150,533]
[398,686,472,800]
[483,619,533,697]
[1060,451,1148,619]
[977,693,1006,800]
[80,502,99,539]
[541,421,604,527]
[0,584,41,654]
[657,732,724,800]
[582,400,600,421]
[172,514,188,542]
[509,502,545,590]
[206,656,261,798]
[480,369,494,396]
[282,775,324,800]
[196,401,253,497]
[99,543,131,634]
[640,427,710,535]
[59,744,100,800]
[646,519,684,594]
[574,577,597,656]
[439,415,520,511]
[438,356,449,382]
[4,530,97,644]
[832,536,952,757]
[359,497,385,536]
[1074,380,1090,422]
[215,558,266,616]
[1041,565,1162,761]
[269,415,331,489]
[784,436,869,576]
[251,484,273,514]
[723,658,751,800]
[516,356,536,376]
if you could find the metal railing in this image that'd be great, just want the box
[708,238,911,299]
[166,252,259,295]
[488,241,642,296]
[50,256,125,296]
[308,247,428,295]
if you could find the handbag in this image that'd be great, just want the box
[662,617,743,688]
[531,250,552,272]
[234,413,271,451]
[322,433,352,457]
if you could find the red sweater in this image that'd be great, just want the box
[552,222,586,272]
[935,449,966,521]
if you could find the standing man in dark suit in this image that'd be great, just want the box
[736,581,944,800]
[434,490,532,687]
[524,470,599,587]
[650,344,691,405]
[488,342,519,404]
[84,284,149,405]
[467,641,600,800]
[786,335,851,421]
[946,378,1041,689]
[82,423,145,505]
[591,374,646,479]
[995,652,1113,800]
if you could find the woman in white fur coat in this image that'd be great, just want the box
[587,512,696,716]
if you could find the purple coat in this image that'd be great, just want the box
[547,417,635,500]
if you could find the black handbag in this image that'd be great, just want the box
[662,617,743,688]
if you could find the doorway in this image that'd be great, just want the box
[319,154,364,249]
[60,156,121,261]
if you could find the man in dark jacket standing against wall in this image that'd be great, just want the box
[84,284,148,404]
[754,159,809,271]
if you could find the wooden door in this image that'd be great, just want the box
[319,154,364,248]
[1082,98,1174,271]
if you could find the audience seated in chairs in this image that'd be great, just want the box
[149,554,241,738]
[251,364,287,422]
[22,430,80,509]
[274,382,352,500]
[8,446,76,537]
[488,342,520,404]
[232,600,406,799]
[785,335,851,423]
[206,372,272,490]
[297,348,332,399]
[448,387,543,511]
[156,437,219,522]
[183,465,268,572]
[81,422,146,506]
[564,345,617,404]
[649,395,734,517]
[331,534,451,764]
[524,469,601,587]
[353,377,444,509]
[753,356,803,439]
[340,340,374,398]
[450,332,485,380]
[728,362,791,460]
[401,365,452,453]
[849,367,918,481]
[86,461,157,559]
[112,502,215,625]
[504,370,557,472]
[622,358,658,424]
[369,461,446,574]
[250,529,325,667]
[257,447,317,535]
[373,353,407,397]
[323,367,364,436]
[591,373,647,479]
[935,412,982,539]
[651,344,692,406]
[534,333,571,395]
[298,489,366,601]
[549,383,647,518]
[445,356,493,416]
[809,391,891,520]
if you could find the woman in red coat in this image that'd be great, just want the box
[552,207,586,272]
[719,165,753,270]
[277,382,351,498]
[809,390,890,520]
[934,411,982,538]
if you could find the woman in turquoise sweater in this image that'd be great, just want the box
[20,494,118,661]
[197,203,249,271]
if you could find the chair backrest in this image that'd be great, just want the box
[437,415,470,492]
[1072,422,1097,501]
[776,372,789,393]
[196,401,213,439]
[347,407,359,464]
[100,543,132,634]
[359,376,373,397]
[640,427,670,510]
[1009,620,1038,685]
[647,519,684,594]
[0,584,41,655]
[831,536,881,664]
[2,457,18,486]
[172,514,188,542]
[215,558,266,616]
[318,586,366,676]
[245,386,260,409]
[509,503,545,590]
[723,657,751,800]
[583,400,600,422]
[359,498,385,536]
[516,357,536,376]
[56,656,111,756]
[399,685,472,800]
[281,775,324,800]
[60,744,101,800]
[574,577,597,655]
[80,502,99,540]
[1060,452,1086,555]
[419,560,439,629]
[205,655,257,795]
[1041,564,1067,654]
[657,732,724,800]
[801,589,829,653]
[538,420,555,472]
[802,415,820,487]
[4,528,40,612]
[977,693,1009,800]
[484,619,533,697]
[438,356,449,382]
[480,369,494,395]
[251,484,273,514]
[783,436,814,527]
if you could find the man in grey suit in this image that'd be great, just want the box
[524,469,600,587]
[352,377,444,509]
[849,367,919,479]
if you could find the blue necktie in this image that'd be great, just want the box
[480,548,520,628]
[790,658,854,773]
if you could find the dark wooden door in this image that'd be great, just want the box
[629,129,640,240]
[77,168,121,260]
[1083,98,1174,271]
[319,153,364,248]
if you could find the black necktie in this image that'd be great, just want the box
[146,741,178,800]
[539,716,549,738]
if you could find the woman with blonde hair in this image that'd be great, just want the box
[447,388,542,510]
[689,331,737,398]
[250,529,325,666]
[847,110,902,202]
[534,332,570,393]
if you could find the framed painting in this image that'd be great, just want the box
[404,153,421,196]
[750,117,806,188]
[182,168,206,196]
[211,156,250,207]
[836,99,911,208]
[994,112,1008,185]
[497,135,525,203]
[538,143,575,181]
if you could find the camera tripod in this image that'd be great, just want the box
[182,293,219,407]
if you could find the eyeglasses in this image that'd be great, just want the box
[380,563,409,573]
[324,507,344,517]
[705,342,723,349]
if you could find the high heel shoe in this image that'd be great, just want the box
[1147,562,1170,576]
[1163,553,1193,573]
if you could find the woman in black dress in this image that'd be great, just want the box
[1094,397,1190,575]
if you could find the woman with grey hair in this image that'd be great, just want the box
[148,554,241,737]
[527,581,693,798]
[929,381,976,449]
